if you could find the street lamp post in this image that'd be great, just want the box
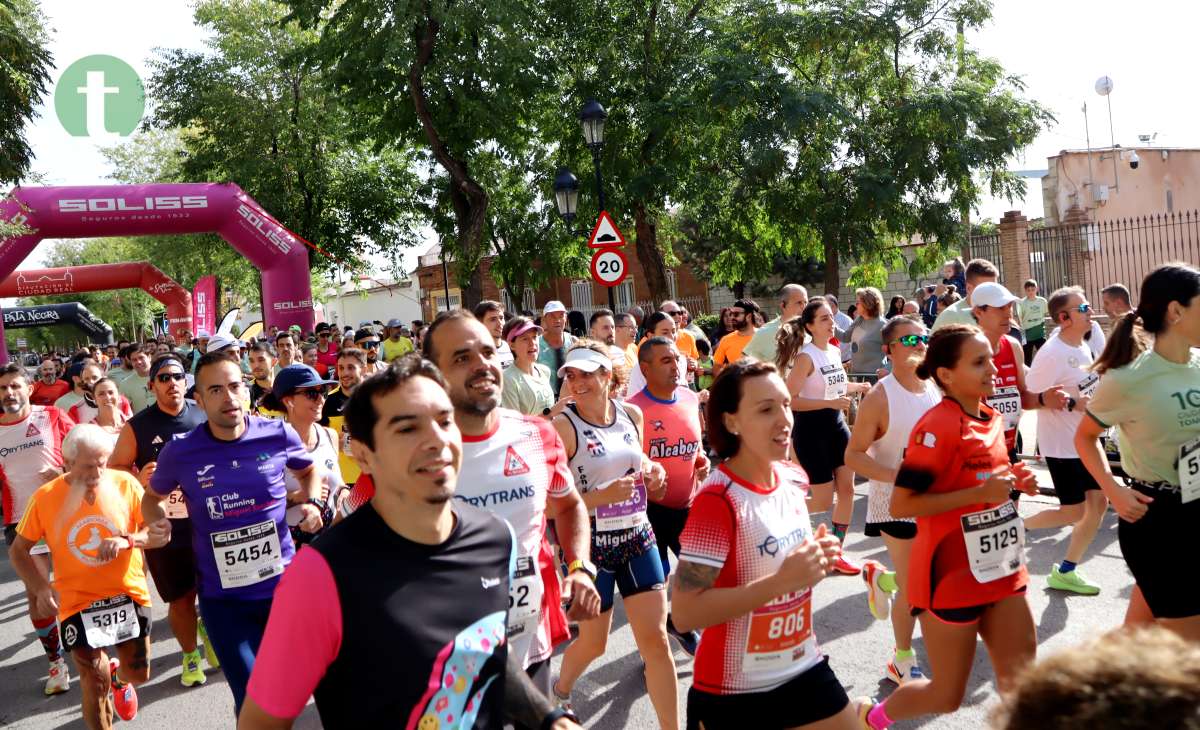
[554,99,615,311]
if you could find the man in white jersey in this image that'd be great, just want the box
[423,310,601,697]
[473,300,514,370]
[0,362,75,694]
[1023,287,1109,595]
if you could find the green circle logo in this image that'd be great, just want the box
[54,55,145,138]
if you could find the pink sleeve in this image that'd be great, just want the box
[245,547,342,718]
[537,417,573,499]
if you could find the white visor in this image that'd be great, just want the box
[557,347,613,378]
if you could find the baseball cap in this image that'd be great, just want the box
[386,318,404,328]
[970,282,1018,309]
[556,347,613,378]
[354,328,380,344]
[543,300,566,315]
[207,333,239,353]
[272,364,338,400]
[315,322,331,334]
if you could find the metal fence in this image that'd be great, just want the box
[968,233,1003,280]
[1027,226,1074,294]
[1084,211,1200,308]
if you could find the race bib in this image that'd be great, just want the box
[595,473,649,532]
[961,501,1025,583]
[1179,436,1200,504]
[82,595,140,648]
[820,363,847,400]
[986,386,1021,431]
[210,520,284,590]
[507,555,543,640]
[1077,372,1100,399]
[743,591,813,672]
[164,488,189,519]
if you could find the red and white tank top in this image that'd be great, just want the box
[456,409,573,668]
[679,461,822,695]
[986,336,1022,450]
[628,387,703,510]
[0,406,73,524]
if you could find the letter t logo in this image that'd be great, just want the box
[77,71,120,140]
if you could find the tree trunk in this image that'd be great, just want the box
[634,203,669,304]
[823,239,840,296]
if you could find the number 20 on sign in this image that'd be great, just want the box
[590,248,629,288]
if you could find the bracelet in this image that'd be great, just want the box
[541,706,579,730]
[1037,392,1045,407]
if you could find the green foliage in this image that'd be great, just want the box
[0,0,53,184]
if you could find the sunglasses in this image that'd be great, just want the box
[361,341,380,349]
[891,334,930,347]
[1075,303,1092,313]
[154,372,187,383]
[292,388,328,401]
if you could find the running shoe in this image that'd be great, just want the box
[110,658,138,721]
[832,554,862,576]
[197,618,220,670]
[886,654,926,685]
[1047,564,1101,595]
[180,651,207,687]
[861,560,892,621]
[551,675,574,715]
[666,615,700,657]
[44,658,70,696]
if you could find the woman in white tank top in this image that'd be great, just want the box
[845,316,940,686]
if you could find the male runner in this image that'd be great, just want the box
[614,312,639,370]
[143,353,323,713]
[117,346,152,413]
[11,424,167,728]
[313,323,339,374]
[247,342,281,417]
[743,283,808,363]
[382,318,415,362]
[933,258,1000,330]
[589,308,616,346]
[274,331,298,369]
[424,311,601,695]
[31,357,71,406]
[353,328,387,374]
[537,301,575,394]
[1100,282,1133,321]
[712,299,760,378]
[0,362,74,694]
[56,360,102,413]
[474,300,514,369]
[628,336,709,655]
[238,357,582,730]
[320,347,367,488]
[110,353,217,687]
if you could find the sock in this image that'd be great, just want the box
[1059,560,1077,573]
[32,616,62,663]
[878,571,898,593]
[867,700,894,729]
[832,521,848,543]
[894,647,915,661]
[111,662,126,688]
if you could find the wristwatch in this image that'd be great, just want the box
[566,559,597,582]
[541,706,580,730]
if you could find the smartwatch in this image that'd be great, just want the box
[566,559,598,582]
[541,706,580,730]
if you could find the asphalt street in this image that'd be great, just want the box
[0,417,1137,729]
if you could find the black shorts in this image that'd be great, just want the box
[646,502,689,572]
[913,587,1027,625]
[144,541,197,603]
[3,523,14,546]
[1119,482,1200,619]
[865,521,917,540]
[791,410,850,484]
[686,657,849,730]
[1045,457,1102,506]
[62,598,152,652]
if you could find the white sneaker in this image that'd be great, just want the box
[45,658,70,696]
[886,654,925,685]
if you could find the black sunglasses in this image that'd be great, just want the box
[292,388,328,401]
[155,372,187,383]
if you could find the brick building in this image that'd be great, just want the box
[414,243,711,322]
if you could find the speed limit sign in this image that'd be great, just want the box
[590,248,628,287]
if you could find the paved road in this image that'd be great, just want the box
[0,431,1136,728]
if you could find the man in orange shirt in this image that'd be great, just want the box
[712,298,761,378]
[9,423,167,728]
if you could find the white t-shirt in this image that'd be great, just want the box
[1049,320,1106,359]
[496,340,515,370]
[1025,334,1100,458]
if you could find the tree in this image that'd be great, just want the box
[145,0,424,277]
[0,0,52,185]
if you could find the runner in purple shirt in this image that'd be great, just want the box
[142,354,323,714]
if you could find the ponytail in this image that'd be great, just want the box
[1093,263,1200,375]
[1092,310,1144,375]
[774,317,808,372]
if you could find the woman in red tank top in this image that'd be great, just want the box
[858,324,1040,730]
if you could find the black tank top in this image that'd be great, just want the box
[311,502,513,728]
[128,401,207,469]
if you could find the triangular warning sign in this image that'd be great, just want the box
[587,211,626,249]
[503,446,530,477]
[25,423,40,438]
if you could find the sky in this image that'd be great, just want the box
[14,0,1199,274]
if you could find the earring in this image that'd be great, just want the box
[730,430,739,436]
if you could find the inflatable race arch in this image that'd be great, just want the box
[0,261,190,338]
[3,302,114,344]
[0,183,315,362]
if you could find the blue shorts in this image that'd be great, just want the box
[197,595,273,715]
[595,539,666,613]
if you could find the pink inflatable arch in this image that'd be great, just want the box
[0,262,191,339]
[0,183,315,363]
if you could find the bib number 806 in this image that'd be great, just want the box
[767,607,806,640]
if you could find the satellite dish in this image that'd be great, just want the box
[1095,76,1114,96]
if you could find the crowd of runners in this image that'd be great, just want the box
[2,259,1199,729]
